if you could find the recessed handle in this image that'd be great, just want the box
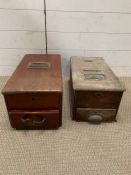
[33,118,46,124]
[21,115,47,125]
[88,115,103,124]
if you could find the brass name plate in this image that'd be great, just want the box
[28,62,50,69]
[83,70,106,80]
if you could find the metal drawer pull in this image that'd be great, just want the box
[88,115,103,124]
[33,118,46,124]
[21,115,46,125]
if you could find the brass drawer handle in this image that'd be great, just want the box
[88,115,103,124]
[33,118,46,124]
[21,115,47,125]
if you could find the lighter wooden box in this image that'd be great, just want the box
[70,57,125,124]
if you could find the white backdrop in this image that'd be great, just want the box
[0,0,131,76]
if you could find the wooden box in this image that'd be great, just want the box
[2,54,63,129]
[70,57,125,124]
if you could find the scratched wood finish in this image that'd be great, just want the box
[2,54,63,129]
[70,57,125,123]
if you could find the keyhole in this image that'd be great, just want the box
[95,93,103,97]
[32,97,35,101]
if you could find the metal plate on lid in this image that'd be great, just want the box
[71,57,125,91]
[28,62,50,69]
[83,70,106,80]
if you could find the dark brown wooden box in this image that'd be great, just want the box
[70,57,125,124]
[2,54,63,129]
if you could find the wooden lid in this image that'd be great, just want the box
[71,57,125,92]
[2,54,63,94]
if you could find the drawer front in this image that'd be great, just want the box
[5,93,61,110]
[76,108,117,123]
[8,110,59,129]
[75,91,122,108]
